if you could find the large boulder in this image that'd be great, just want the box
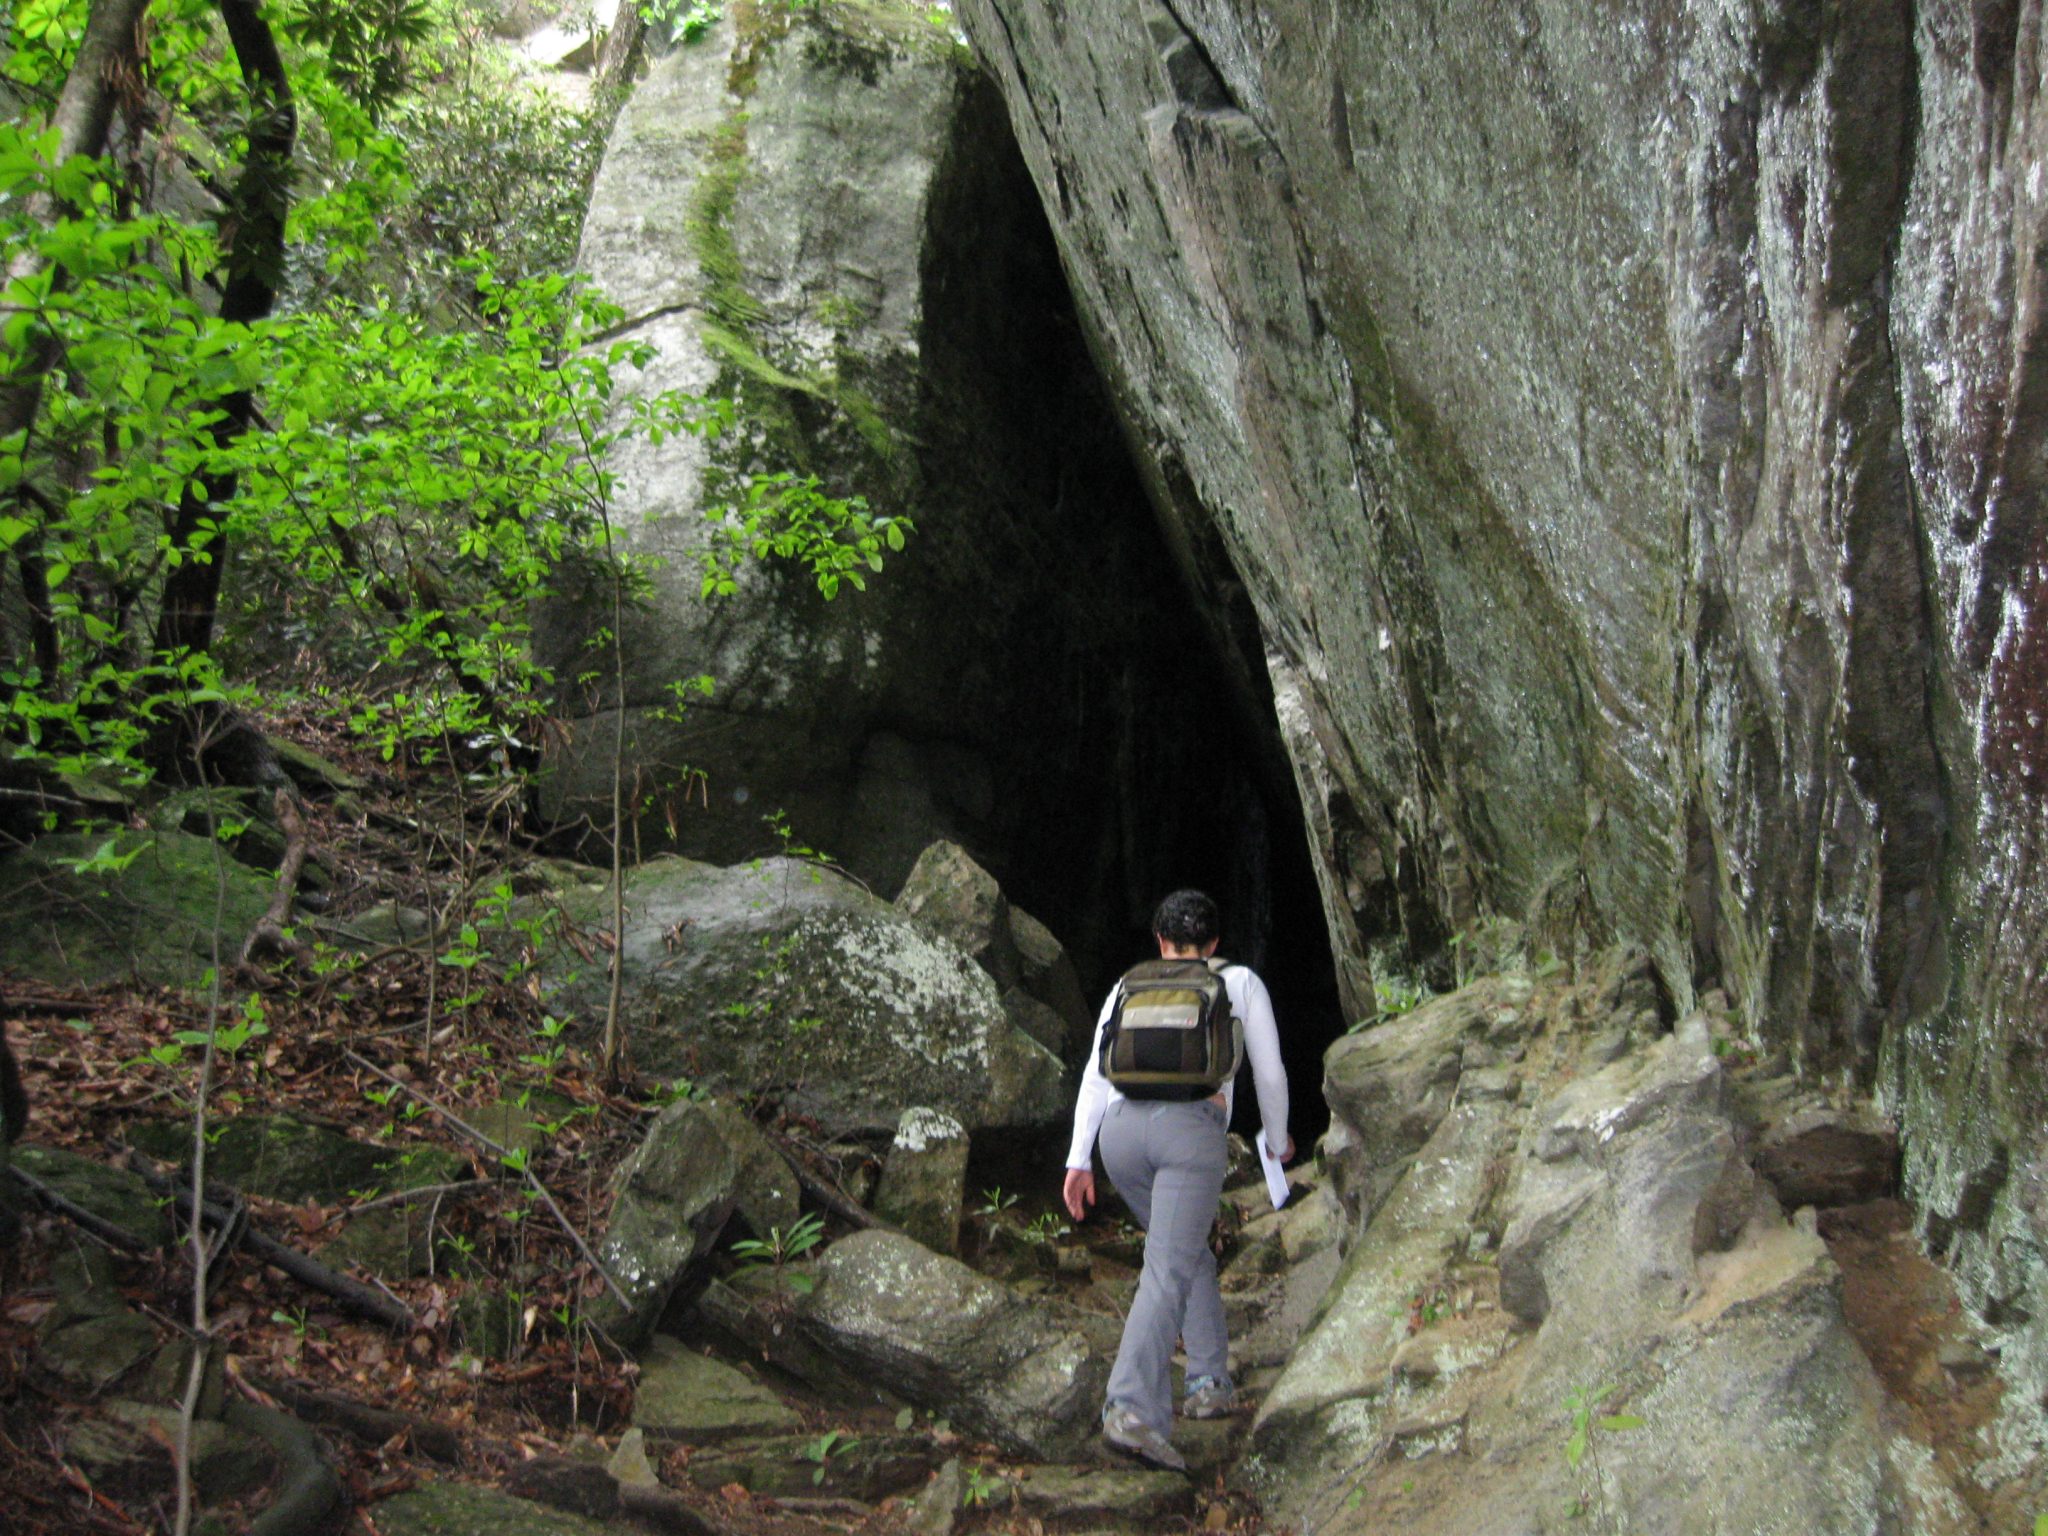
[895,841,1022,991]
[540,857,1064,1136]
[797,1230,1106,1459]
[591,1097,739,1345]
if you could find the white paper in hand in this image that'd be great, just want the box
[1255,1131,1290,1211]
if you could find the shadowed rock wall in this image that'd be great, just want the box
[540,8,1341,1020]
[954,0,2046,1410]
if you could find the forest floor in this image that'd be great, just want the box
[0,717,1259,1536]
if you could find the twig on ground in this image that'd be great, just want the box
[251,1376,462,1462]
[342,1178,488,1214]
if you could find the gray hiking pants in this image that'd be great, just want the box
[1099,1096,1231,1436]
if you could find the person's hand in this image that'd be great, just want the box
[1062,1168,1096,1221]
[1282,1136,1295,1164]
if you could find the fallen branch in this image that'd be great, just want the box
[761,1127,904,1239]
[342,1177,487,1214]
[126,1154,417,1332]
[341,1048,632,1312]
[240,789,312,966]
[253,1376,461,1462]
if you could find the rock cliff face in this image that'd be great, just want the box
[539,6,1334,998]
[954,0,2047,1419]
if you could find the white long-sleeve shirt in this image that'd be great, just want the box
[1064,962,1289,1170]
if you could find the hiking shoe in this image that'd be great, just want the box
[1182,1375,1236,1419]
[1102,1404,1187,1472]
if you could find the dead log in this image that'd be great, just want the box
[254,1377,461,1462]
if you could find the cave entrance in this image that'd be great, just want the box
[914,77,1343,1151]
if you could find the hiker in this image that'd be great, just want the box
[1061,888,1290,1472]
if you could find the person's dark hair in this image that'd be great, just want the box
[1152,889,1219,948]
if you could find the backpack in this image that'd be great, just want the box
[1098,957,1244,1101]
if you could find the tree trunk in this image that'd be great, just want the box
[151,0,296,664]
[0,0,152,541]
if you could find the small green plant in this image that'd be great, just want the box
[269,1306,312,1339]
[50,835,146,877]
[974,1186,1020,1218]
[962,1464,1001,1508]
[730,1212,827,1293]
[520,1014,571,1077]
[1561,1383,1641,1525]
[1348,973,1429,1033]
[799,1429,854,1485]
[647,1076,708,1108]
[1019,1212,1071,1247]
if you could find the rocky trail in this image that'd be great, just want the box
[2,745,2030,1533]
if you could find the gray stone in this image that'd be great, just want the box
[455,1287,523,1360]
[798,1230,1106,1459]
[698,1100,803,1240]
[0,830,272,987]
[1001,985,1069,1060]
[1753,1106,1898,1211]
[37,1309,158,1395]
[1277,1182,1342,1265]
[1321,980,1503,1223]
[679,1432,936,1500]
[632,1335,801,1441]
[1010,1464,1195,1523]
[317,1205,436,1280]
[466,1101,546,1167]
[607,1427,658,1487]
[591,1097,739,1345]
[13,1145,167,1247]
[1008,906,1093,1055]
[1256,1099,1505,1446]
[196,1115,458,1205]
[537,857,1063,1137]
[873,1106,970,1254]
[1532,1033,1723,1164]
[374,1479,615,1536]
[67,1403,273,1502]
[904,1457,965,1536]
[896,841,1021,991]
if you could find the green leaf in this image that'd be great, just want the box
[1597,1414,1643,1432]
[1564,1427,1586,1470]
[2033,1515,2046,1536]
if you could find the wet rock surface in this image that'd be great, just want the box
[950,0,2048,1428]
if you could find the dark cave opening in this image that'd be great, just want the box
[913,77,1343,1148]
